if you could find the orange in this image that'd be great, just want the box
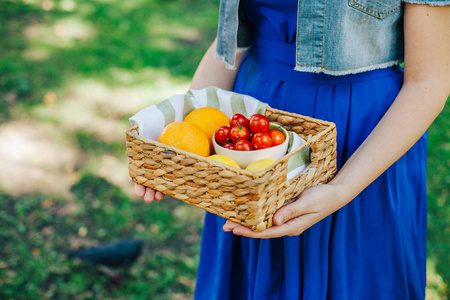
[157,122,210,157]
[184,107,230,151]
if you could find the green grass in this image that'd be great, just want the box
[0,0,449,299]
[426,102,450,299]
[0,177,204,299]
[0,0,215,298]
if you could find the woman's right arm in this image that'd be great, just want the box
[190,38,247,90]
[136,38,248,202]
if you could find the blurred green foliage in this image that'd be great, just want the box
[0,0,215,298]
[0,0,218,122]
[426,102,450,299]
[0,178,203,299]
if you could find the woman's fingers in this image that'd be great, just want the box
[135,183,146,197]
[154,191,164,201]
[223,220,241,231]
[144,187,156,203]
[144,188,165,203]
[272,194,315,226]
[135,183,165,203]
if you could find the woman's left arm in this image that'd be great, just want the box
[223,3,450,238]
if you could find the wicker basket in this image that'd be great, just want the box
[126,107,337,232]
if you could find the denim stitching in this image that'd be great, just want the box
[295,0,300,68]
[349,0,401,19]
[232,0,240,65]
[295,59,402,71]
[349,0,400,16]
[223,0,230,62]
[321,0,326,68]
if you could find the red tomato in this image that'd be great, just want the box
[252,132,272,150]
[214,126,231,145]
[249,114,270,133]
[230,125,250,143]
[234,139,253,151]
[268,128,285,146]
[222,142,235,150]
[230,113,249,128]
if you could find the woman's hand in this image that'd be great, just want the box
[223,182,349,238]
[134,183,164,203]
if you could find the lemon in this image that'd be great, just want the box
[208,155,241,168]
[245,159,276,171]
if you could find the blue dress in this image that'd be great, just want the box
[195,1,427,299]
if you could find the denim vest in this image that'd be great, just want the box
[216,0,449,75]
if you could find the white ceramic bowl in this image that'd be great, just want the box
[213,123,290,169]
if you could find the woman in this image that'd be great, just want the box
[136,1,450,299]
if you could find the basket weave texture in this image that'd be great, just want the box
[126,107,337,232]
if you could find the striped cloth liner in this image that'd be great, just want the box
[129,87,309,180]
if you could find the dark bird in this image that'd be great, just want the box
[68,239,144,282]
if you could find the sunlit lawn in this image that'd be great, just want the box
[0,0,448,299]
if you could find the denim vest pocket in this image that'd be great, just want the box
[349,0,401,19]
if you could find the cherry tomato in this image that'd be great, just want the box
[230,113,249,128]
[230,125,250,143]
[214,126,231,145]
[252,132,272,150]
[268,128,285,146]
[222,142,235,150]
[234,139,253,151]
[249,114,270,133]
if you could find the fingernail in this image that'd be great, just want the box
[223,226,230,232]
[276,216,284,225]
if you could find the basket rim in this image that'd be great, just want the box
[127,123,312,176]
[126,106,336,179]
[265,107,336,147]
[126,131,334,185]
[127,124,270,176]
[266,106,335,128]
